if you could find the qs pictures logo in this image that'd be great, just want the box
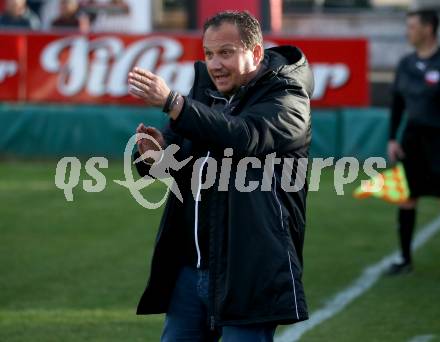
[54,133,191,209]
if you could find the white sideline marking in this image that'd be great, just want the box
[408,335,435,342]
[275,214,440,342]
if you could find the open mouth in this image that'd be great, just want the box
[214,75,229,83]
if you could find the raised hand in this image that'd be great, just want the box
[128,68,171,108]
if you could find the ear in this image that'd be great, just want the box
[252,44,264,66]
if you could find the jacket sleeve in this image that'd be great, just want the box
[170,82,310,157]
[389,61,406,140]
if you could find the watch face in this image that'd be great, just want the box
[425,70,440,85]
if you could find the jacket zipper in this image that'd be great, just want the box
[195,151,211,268]
[203,95,236,327]
[208,171,218,331]
[209,213,217,331]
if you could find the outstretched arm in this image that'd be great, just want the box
[170,84,311,157]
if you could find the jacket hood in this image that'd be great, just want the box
[264,46,314,98]
[265,46,305,73]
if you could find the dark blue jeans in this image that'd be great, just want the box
[161,266,277,342]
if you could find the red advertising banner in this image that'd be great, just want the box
[26,34,202,105]
[0,34,23,101]
[198,1,261,29]
[0,32,369,107]
[278,38,369,107]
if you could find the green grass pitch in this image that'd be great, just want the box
[0,160,439,341]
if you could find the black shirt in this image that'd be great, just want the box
[390,48,440,139]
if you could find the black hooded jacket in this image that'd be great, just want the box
[134,46,314,328]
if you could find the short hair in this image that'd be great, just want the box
[407,9,439,36]
[203,11,263,50]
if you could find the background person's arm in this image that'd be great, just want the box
[388,62,406,163]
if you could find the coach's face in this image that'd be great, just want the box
[203,22,262,96]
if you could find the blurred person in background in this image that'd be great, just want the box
[387,9,440,275]
[0,0,40,29]
[85,0,131,33]
[51,0,90,33]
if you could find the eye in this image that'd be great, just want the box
[221,50,232,57]
[205,51,213,59]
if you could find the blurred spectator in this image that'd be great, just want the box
[82,0,132,33]
[27,0,45,17]
[0,0,40,29]
[40,0,148,33]
[81,0,129,16]
[51,0,90,33]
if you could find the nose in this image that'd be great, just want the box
[208,55,223,71]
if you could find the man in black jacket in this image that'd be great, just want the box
[387,9,440,275]
[128,11,313,341]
